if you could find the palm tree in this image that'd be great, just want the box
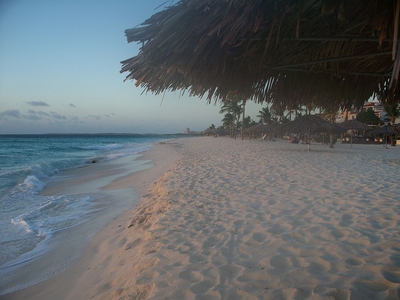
[320,103,340,148]
[243,116,257,129]
[219,98,243,138]
[384,103,400,125]
[270,101,287,124]
[221,113,234,136]
[384,102,400,146]
[305,101,315,115]
[289,103,305,120]
[241,100,247,140]
[356,108,381,125]
[257,107,276,125]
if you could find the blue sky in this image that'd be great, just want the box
[0,0,262,134]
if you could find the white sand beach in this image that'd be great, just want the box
[3,137,400,300]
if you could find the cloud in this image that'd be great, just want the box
[104,114,110,117]
[51,112,67,120]
[0,109,21,118]
[24,114,41,120]
[69,103,76,108]
[88,115,101,120]
[28,109,50,117]
[26,101,49,107]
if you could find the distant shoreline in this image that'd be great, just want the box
[0,133,201,137]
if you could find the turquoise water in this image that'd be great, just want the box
[0,134,173,294]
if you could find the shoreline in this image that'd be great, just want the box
[3,137,400,299]
[1,140,181,299]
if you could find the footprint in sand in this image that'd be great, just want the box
[178,269,204,282]
[189,280,215,294]
[277,245,300,257]
[330,228,350,239]
[345,257,363,268]
[244,232,268,245]
[125,238,142,250]
[203,237,220,248]
[270,255,290,269]
[134,257,160,273]
[189,253,208,263]
[219,264,244,278]
[339,213,355,226]
[389,253,400,266]
[352,279,391,298]
[381,266,400,283]
[306,261,330,275]
[233,219,246,226]
[252,232,267,243]
[268,224,290,235]
[136,270,160,285]
[118,284,156,300]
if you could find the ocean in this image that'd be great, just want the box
[0,134,174,295]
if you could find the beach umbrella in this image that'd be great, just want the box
[338,120,372,148]
[243,125,255,133]
[277,115,343,134]
[201,128,214,136]
[214,129,228,136]
[247,123,275,134]
[243,125,256,137]
[338,120,372,131]
[245,123,275,140]
[374,125,395,135]
[276,115,344,150]
[374,125,395,148]
[202,128,228,136]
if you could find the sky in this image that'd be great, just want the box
[0,0,263,134]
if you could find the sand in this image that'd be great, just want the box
[3,137,400,300]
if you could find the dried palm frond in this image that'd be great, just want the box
[121,0,399,107]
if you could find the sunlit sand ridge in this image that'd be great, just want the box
[5,137,400,300]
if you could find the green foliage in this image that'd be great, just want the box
[219,99,243,118]
[356,108,381,125]
[257,106,278,125]
[384,103,400,124]
[243,116,257,129]
[221,113,233,130]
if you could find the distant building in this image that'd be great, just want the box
[336,101,394,124]
[336,109,357,123]
[363,102,386,120]
[184,127,190,134]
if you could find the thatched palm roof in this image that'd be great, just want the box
[245,123,275,134]
[276,115,344,134]
[202,128,228,135]
[374,124,396,135]
[121,0,400,108]
[338,120,373,131]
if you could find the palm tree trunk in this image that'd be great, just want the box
[241,101,246,140]
[234,115,239,139]
[329,134,334,148]
[329,113,334,148]
[391,117,396,146]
